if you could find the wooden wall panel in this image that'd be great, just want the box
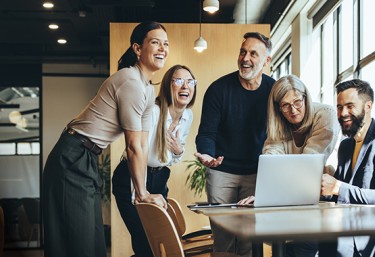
[110,22,270,257]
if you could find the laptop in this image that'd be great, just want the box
[253,154,324,207]
[187,154,324,210]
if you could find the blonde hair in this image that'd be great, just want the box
[155,65,196,163]
[267,75,314,141]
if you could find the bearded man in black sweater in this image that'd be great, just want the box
[195,32,275,257]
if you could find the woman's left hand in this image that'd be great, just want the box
[167,129,183,155]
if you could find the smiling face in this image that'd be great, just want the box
[237,37,270,81]
[136,28,169,75]
[171,68,195,108]
[279,90,306,127]
[337,88,368,137]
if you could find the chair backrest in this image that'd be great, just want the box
[0,206,4,257]
[167,203,184,238]
[168,198,186,235]
[136,203,185,257]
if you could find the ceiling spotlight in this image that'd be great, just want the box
[57,39,67,44]
[203,0,219,14]
[43,2,54,9]
[48,24,59,30]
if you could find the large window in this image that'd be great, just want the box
[0,142,40,155]
[271,51,292,80]
[0,84,41,249]
[361,61,375,86]
[338,0,354,73]
[318,0,375,104]
[321,14,335,104]
[361,0,375,59]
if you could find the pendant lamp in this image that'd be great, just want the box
[203,0,219,14]
[194,0,207,52]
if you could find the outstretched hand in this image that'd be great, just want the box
[194,152,224,168]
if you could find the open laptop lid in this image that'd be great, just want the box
[253,154,324,208]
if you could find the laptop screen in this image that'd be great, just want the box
[253,154,324,208]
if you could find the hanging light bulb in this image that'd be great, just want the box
[194,36,207,53]
[203,0,219,14]
[194,0,207,53]
[17,117,28,129]
[9,111,22,124]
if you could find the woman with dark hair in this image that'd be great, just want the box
[42,21,169,257]
[112,64,197,257]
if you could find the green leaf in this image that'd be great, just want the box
[98,152,111,203]
[184,158,207,197]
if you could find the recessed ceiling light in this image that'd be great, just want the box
[48,24,59,30]
[57,39,67,44]
[43,2,54,8]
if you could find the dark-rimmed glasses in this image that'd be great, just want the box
[279,96,305,113]
[172,78,197,88]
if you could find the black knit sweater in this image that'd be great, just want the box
[196,71,275,175]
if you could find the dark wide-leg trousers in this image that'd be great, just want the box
[42,132,106,257]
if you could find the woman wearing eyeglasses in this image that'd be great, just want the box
[239,74,340,257]
[112,64,197,257]
[262,74,340,161]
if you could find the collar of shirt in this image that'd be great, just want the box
[166,108,190,132]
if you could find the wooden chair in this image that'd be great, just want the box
[1,206,4,257]
[136,202,239,257]
[168,198,212,241]
[167,202,213,255]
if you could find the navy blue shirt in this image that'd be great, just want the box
[196,71,275,175]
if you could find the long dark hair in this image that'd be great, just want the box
[117,21,167,71]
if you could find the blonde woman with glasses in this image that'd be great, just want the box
[239,74,340,257]
[262,74,340,160]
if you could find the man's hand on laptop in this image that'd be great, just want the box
[321,174,341,196]
[195,152,224,168]
[237,196,255,205]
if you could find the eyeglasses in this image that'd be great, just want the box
[172,78,197,88]
[279,96,305,113]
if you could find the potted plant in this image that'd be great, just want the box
[98,152,111,204]
[184,158,207,197]
[98,150,111,247]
